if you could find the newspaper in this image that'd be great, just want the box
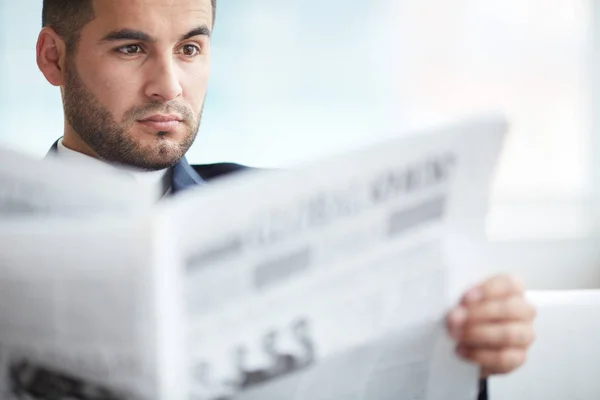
[0,114,506,400]
[166,114,506,400]
[0,148,157,216]
[0,215,179,400]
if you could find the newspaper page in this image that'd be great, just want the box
[0,148,157,216]
[0,114,504,400]
[165,114,507,400]
[0,213,186,400]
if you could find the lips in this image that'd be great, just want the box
[138,114,183,131]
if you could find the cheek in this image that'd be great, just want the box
[181,62,210,111]
[79,57,142,119]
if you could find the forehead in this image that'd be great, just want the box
[89,0,213,38]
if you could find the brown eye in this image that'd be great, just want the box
[182,44,201,57]
[118,44,143,54]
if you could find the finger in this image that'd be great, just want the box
[457,346,527,375]
[446,306,468,338]
[480,367,493,379]
[465,296,537,323]
[462,275,524,306]
[460,322,535,348]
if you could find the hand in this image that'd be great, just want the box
[446,275,536,378]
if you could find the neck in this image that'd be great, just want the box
[62,126,99,159]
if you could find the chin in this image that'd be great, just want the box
[151,149,184,167]
[126,129,193,168]
[121,144,181,171]
[135,156,181,171]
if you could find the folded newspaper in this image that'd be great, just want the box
[0,114,507,400]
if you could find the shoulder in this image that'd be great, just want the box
[190,162,253,181]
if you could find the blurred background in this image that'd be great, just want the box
[1,1,600,398]
[0,0,595,241]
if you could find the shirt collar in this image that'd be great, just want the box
[48,139,204,197]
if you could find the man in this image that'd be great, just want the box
[36,0,536,398]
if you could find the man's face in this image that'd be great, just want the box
[63,0,212,170]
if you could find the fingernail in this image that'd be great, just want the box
[465,288,483,304]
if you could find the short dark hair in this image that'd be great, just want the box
[42,0,94,51]
[42,0,217,52]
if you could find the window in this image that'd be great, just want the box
[200,0,595,239]
[0,0,593,238]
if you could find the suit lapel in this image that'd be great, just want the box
[170,156,205,194]
[47,140,59,155]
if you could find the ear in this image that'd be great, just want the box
[36,27,68,87]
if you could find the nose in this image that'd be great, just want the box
[144,55,183,102]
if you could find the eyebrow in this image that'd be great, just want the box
[101,29,152,42]
[179,25,211,41]
[100,25,211,43]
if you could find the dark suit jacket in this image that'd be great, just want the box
[47,141,488,400]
